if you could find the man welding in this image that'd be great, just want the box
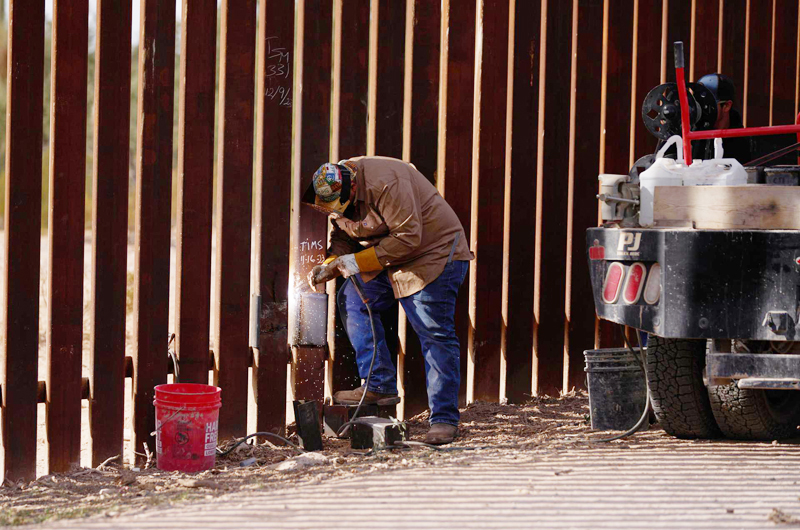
[304,156,472,445]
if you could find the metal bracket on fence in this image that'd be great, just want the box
[249,294,261,348]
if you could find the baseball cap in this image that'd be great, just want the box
[698,73,736,102]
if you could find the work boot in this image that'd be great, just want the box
[424,423,458,445]
[333,385,401,406]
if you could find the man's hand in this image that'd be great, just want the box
[307,254,361,289]
[308,262,339,290]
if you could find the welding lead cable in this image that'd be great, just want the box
[336,276,380,438]
[216,432,305,457]
[595,327,652,443]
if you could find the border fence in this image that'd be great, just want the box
[1,0,797,480]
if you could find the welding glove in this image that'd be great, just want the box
[308,254,361,288]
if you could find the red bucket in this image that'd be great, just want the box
[153,383,221,472]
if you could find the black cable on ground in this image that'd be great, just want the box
[336,276,379,438]
[595,327,651,443]
[216,432,305,457]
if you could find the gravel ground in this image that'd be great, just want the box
[4,392,800,529]
[2,393,592,526]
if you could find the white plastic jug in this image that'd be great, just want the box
[681,158,747,187]
[638,136,747,227]
[639,136,685,227]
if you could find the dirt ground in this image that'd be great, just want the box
[0,392,603,526]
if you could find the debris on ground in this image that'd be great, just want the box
[274,453,330,472]
[769,508,800,525]
[0,391,651,527]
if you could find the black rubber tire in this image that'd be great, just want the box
[645,334,721,439]
[708,384,800,440]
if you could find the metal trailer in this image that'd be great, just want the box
[586,42,800,441]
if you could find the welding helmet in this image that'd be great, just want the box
[302,162,353,217]
[697,73,736,103]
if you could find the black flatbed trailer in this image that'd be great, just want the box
[587,227,800,341]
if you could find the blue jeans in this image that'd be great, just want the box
[337,260,469,426]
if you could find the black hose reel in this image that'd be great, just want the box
[642,81,718,140]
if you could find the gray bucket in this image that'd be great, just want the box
[584,348,648,431]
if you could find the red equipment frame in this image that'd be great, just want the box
[673,41,800,165]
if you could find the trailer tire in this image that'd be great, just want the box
[645,335,721,439]
[708,384,800,440]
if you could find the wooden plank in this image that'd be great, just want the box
[566,0,604,390]
[132,0,176,462]
[467,0,509,402]
[213,0,256,439]
[89,0,132,467]
[603,0,635,176]
[1,0,46,482]
[329,0,369,397]
[653,185,800,229]
[692,0,720,80]
[771,0,799,125]
[292,0,333,404]
[253,0,294,434]
[398,0,441,419]
[533,0,572,396]
[504,0,540,403]
[744,0,772,126]
[374,0,406,158]
[720,0,747,107]
[631,0,663,162]
[174,0,216,384]
[439,0,476,406]
[46,0,89,473]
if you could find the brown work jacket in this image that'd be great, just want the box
[329,156,473,298]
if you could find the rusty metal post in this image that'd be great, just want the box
[744,1,772,126]
[771,0,797,124]
[664,0,691,85]
[253,0,294,434]
[692,1,720,81]
[565,0,605,390]
[438,0,476,406]
[602,1,635,176]
[89,0,132,467]
[467,0,510,403]
[327,0,369,398]
[132,0,176,464]
[504,0,540,403]
[174,0,217,384]
[46,0,89,473]
[398,0,442,419]
[374,0,405,159]
[213,0,256,439]
[1,0,45,482]
[532,0,572,396]
[720,0,746,115]
[630,0,662,169]
[291,0,334,406]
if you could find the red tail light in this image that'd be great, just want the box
[603,262,625,304]
[623,262,646,304]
